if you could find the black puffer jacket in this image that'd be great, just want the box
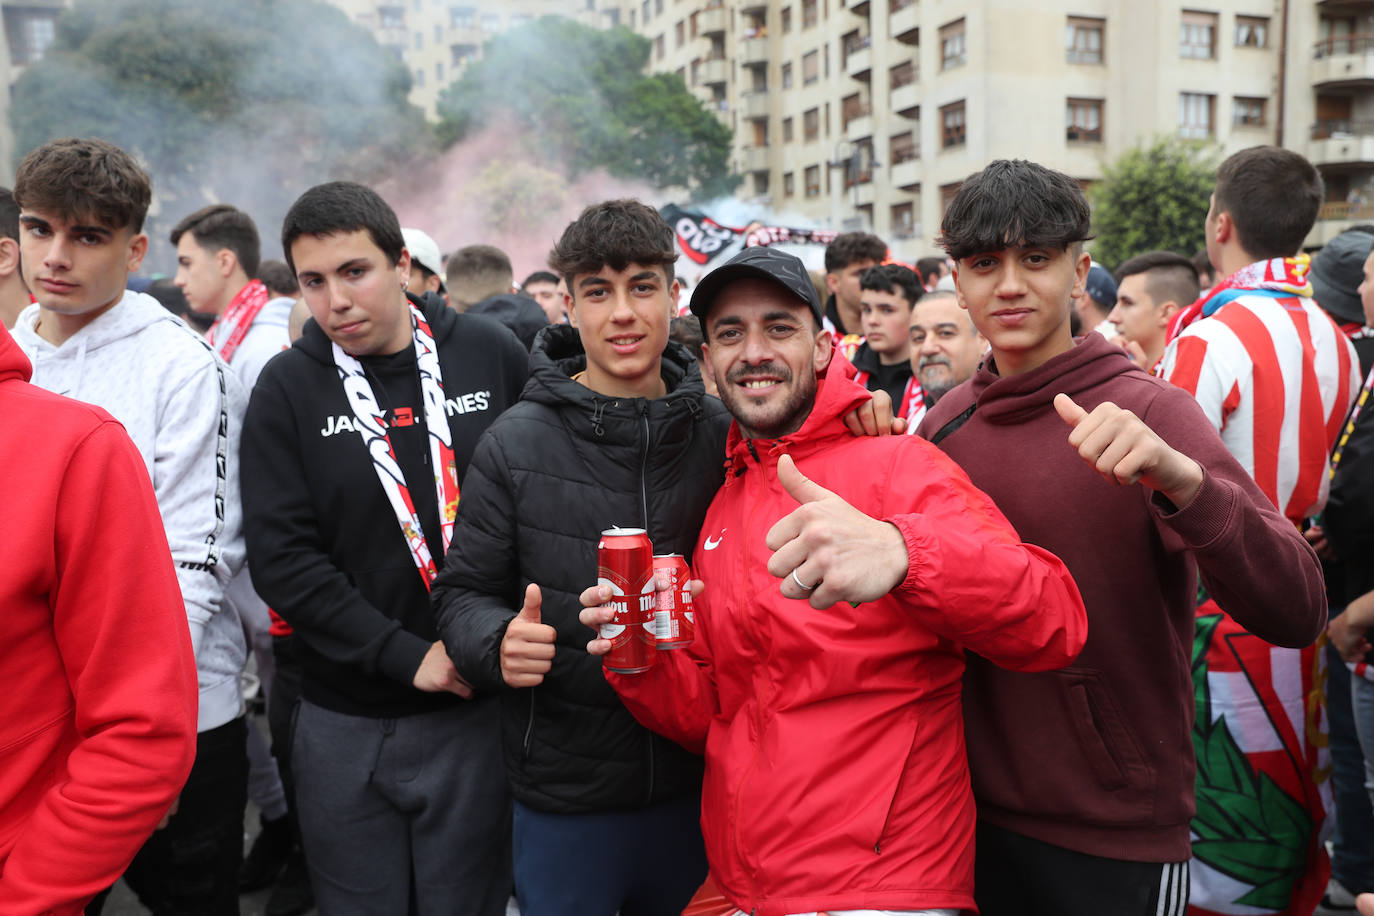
[433,323,730,814]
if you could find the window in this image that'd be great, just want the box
[782,6,792,32]
[1233,96,1267,127]
[380,5,405,28]
[782,62,793,88]
[802,0,818,29]
[843,30,870,64]
[8,9,58,64]
[655,34,665,59]
[891,202,915,238]
[940,182,962,214]
[940,18,966,70]
[1180,11,1217,59]
[414,31,423,50]
[1066,98,1103,142]
[754,172,770,196]
[434,24,442,43]
[511,14,531,28]
[607,8,620,26]
[805,165,821,197]
[941,100,966,148]
[690,11,698,37]
[890,131,918,163]
[656,0,664,14]
[842,93,868,128]
[675,20,684,46]
[480,12,500,31]
[450,6,474,29]
[1236,15,1268,48]
[1179,92,1215,139]
[1066,16,1104,64]
[752,120,769,147]
[436,62,444,82]
[451,43,477,65]
[784,172,796,197]
[803,50,819,84]
[642,0,650,21]
[890,60,917,90]
[783,117,794,142]
[414,67,425,87]
[804,107,820,141]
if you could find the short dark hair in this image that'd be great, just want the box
[170,204,261,279]
[14,137,152,233]
[549,199,677,287]
[1212,146,1322,261]
[280,181,404,274]
[669,314,704,351]
[938,159,1092,261]
[445,244,513,305]
[824,232,887,272]
[915,256,944,286]
[859,263,923,309]
[0,188,19,242]
[522,269,559,290]
[1191,248,1213,279]
[1115,250,1200,310]
[258,259,299,297]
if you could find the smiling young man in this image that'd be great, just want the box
[823,230,887,355]
[239,181,528,914]
[853,262,923,423]
[917,159,1326,916]
[10,137,251,914]
[577,244,1089,916]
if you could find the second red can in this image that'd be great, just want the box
[653,554,695,649]
[597,527,657,674]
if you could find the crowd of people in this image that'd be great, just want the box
[0,133,1371,916]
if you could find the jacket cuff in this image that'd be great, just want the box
[1152,469,1235,550]
[377,628,434,686]
[884,513,923,595]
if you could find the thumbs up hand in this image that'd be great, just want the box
[765,454,909,609]
[501,583,558,688]
[1054,393,1203,508]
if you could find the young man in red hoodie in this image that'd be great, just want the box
[0,322,198,913]
[579,245,1090,916]
[917,159,1326,915]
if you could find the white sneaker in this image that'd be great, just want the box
[1318,878,1359,915]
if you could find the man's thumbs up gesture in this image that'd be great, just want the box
[765,454,909,609]
[501,583,557,688]
[1053,393,1203,508]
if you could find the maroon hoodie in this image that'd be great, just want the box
[917,333,1325,862]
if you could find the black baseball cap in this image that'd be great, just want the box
[689,246,824,325]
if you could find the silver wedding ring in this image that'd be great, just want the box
[790,569,815,591]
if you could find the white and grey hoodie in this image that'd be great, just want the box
[14,290,248,733]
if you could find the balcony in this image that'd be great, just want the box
[1310,199,1374,245]
[846,45,872,80]
[700,57,729,86]
[849,0,871,15]
[891,83,920,118]
[890,0,919,44]
[740,91,771,119]
[697,5,726,35]
[890,157,920,190]
[1312,35,1374,87]
[854,181,876,206]
[845,112,874,142]
[1310,121,1374,165]
[742,145,771,173]
[741,38,769,67]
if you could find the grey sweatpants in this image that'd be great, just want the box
[293,697,512,916]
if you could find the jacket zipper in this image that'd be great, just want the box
[638,403,655,804]
[522,688,535,760]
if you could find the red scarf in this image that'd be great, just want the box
[208,279,272,363]
[1166,255,1313,343]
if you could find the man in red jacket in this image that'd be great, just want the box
[578,246,1090,916]
[0,322,198,913]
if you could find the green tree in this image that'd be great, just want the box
[10,0,432,264]
[1089,137,1220,271]
[436,17,739,200]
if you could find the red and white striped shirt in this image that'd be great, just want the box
[1160,291,1359,523]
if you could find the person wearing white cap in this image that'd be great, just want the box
[402,227,445,298]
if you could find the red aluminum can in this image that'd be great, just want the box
[597,527,656,674]
[653,554,695,649]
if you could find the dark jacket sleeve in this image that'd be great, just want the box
[241,369,430,685]
[1324,401,1374,562]
[1145,387,1326,648]
[433,428,522,693]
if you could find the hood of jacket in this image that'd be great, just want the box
[965,332,1138,427]
[0,323,30,384]
[722,349,871,475]
[522,322,710,440]
[294,290,457,365]
[467,292,548,350]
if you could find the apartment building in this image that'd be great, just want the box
[327,0,619,117]
[629,0,1374,259]
[0,0,67,183]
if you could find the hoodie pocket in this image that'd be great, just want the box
[1063,669,1146,792]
